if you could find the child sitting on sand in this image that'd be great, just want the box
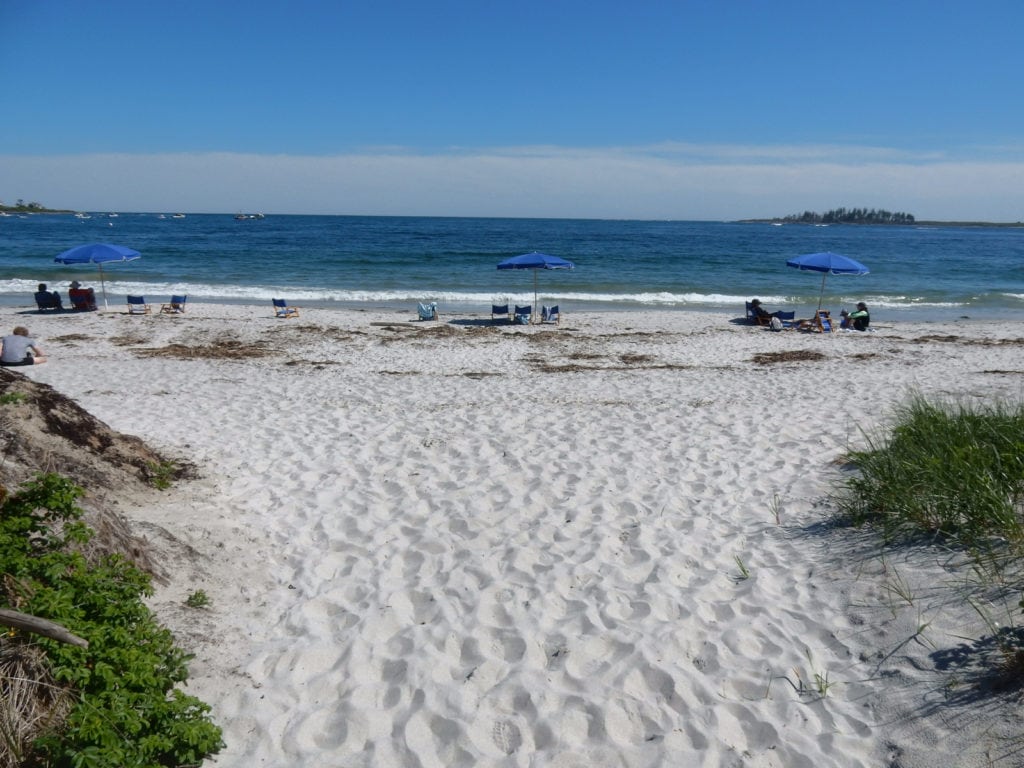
[0,327,47,366]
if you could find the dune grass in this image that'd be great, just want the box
[840,394,1024,584]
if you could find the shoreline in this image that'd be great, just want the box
[1,294,1020,324]
[8,304,1024,766]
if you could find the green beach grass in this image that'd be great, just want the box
[839,394,1024,564]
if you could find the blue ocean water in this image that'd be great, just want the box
[1,213,1022,319]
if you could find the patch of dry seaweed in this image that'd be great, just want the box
[751,350,827,365]
[913,334,1024,347]
[109,332,149,347]
[528,355,690,373]
[48,333,94,344]
[283,360,342,367]
[136,340,273,360]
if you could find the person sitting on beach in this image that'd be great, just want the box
[68,280,98,311]
[842,302,870,331]
[0,327,47,366]
[34,283,62,310]
[749,299,780,322]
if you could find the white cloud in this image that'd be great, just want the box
[2,144,1022,221]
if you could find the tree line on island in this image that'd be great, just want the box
[781,207,916,224]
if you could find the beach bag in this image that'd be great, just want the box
[769,316,784,331]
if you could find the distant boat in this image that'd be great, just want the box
[234,213,249,220]
[172,213,186,219]
[108,212,119,218]
[74,212,91,219]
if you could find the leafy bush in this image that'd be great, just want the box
[0,474,223,767]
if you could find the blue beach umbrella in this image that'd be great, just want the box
[54,242,141,309]
[786,251,869,314]
[497,251,575,318]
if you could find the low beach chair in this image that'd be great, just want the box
[417,301,438,321]
[126,295,151,315]
[272,298,299,318]
[541,305,560,324]
[491,303,510,323]
[775,310,796,329]
[815,310,833,333]
[513,305,532,325]
[161,295,187,314]
[68,288,97,311]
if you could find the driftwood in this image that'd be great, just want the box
[0,608,89,648]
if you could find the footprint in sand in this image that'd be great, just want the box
[491,719,523,754]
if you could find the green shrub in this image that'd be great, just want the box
[0,474,224,767]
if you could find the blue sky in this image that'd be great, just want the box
[2,1,1022,220]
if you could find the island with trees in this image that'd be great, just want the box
[744,207,916,225]
[0,199,72,214]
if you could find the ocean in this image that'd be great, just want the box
[1,213,1022,320]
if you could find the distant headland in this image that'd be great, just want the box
[740,207,1023,227]
[0,200,72,214]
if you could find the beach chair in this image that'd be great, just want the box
[417,301,438,321]
[272,298,299,318]
[126,295,151,315]
[68,288,97,311]
[160,295,187,314]
[491,303,510,323]
[513,305,532,325]
[34,292,62,312]
[775,310,796,329]
[541,305,560,324]
[815,310,833,333]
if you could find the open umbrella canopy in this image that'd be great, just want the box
[54,242,141,308]
[786,251,869,314]
[497,252,575,320]
[786,251,869,276]
[497,252,575,271]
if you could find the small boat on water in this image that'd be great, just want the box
[172,213,186,219]
[74,212,91,219]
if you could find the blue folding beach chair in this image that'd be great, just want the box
[126,295,151,315]
[491,303,510,323]
[161,295,187,314]
[541,305,560,324]
[513,305,532,325]
[417,301,438,321]
[816,310,833,333]
[272,298,299,318]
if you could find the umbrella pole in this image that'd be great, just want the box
[816,272,826,315]
[533,272,538,324]
[98,264,109,309]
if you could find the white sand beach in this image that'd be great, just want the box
[8,303,1024,767]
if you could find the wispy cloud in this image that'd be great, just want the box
[2,143,1022,221]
